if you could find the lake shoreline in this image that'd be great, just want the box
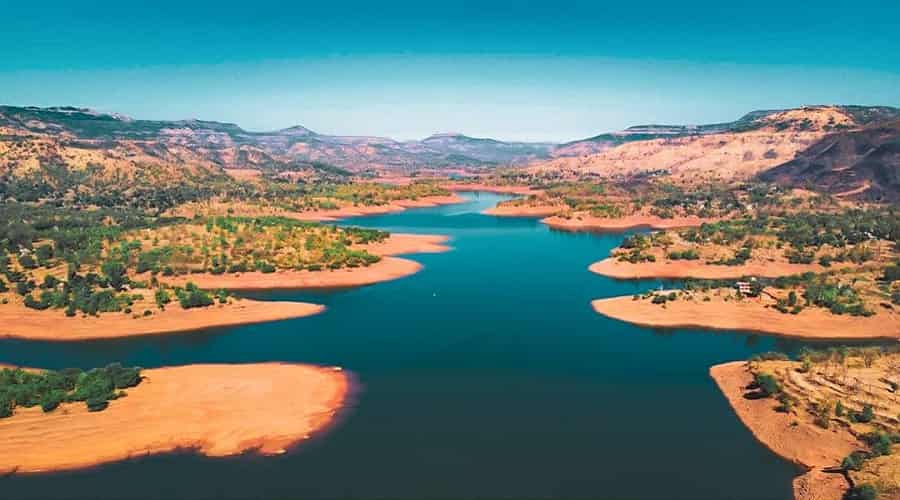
[0,363,349,474]
[710,361,856,500]
[541,214,714,232]
[588,257,842,280]
[158,233,451,290]
[0,298,325,342]
[591,295,898,340]
[288,194,465,222]
[0,234,451,341]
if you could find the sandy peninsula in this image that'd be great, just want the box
[159,233,450,291]
[444,182,540,195]
[541,213,713,232]
[710,362,857,500]
[290,194,464,222]
[0,299,324,342]
[591,295,898,340]
[161,256,425,290]
[588,257,840,280]
[482,204,560,217]
[0,363,348,474]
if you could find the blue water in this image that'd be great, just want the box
[1,192,849,500]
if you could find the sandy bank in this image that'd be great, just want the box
[710,362,857,500]
[0,299,323,342]
[159,233,450,291]
[588,257,840,280]
[591,296,898,340]
[290,194,464,222]
[161,256,425,290]
[542,214,713,232]
[0,363,348,474]
[357,233,450,256]
[444,183,540,195]
[482,204,560,217]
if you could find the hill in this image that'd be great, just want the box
[0,106,556,178]
[759,119,900,202]
[528,106,900,191]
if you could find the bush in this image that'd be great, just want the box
[176,282,214,309]
[754,373,781,397]
[86,397,109,412]
[856,404,875,423]
[842,452,866,471]
[19,254,37,269]
[40,390,65,412]
[844,484,877,500]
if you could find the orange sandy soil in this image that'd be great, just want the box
[158,233,449,290]
[588,257,842,280]
[482,204,560,218]
[443,182,541,195]
[0,299,324,342]
[0,363,348,474]
[357,233,450,256]
[591,296,899,340]
[541,213,713,232]
[289,194,464,222]
[710,362,857,500]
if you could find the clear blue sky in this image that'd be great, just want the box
[3,1,898,142]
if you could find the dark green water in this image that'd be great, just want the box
[1,192,849,499]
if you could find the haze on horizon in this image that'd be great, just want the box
[3,0,899,142]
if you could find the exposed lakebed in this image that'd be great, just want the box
[0,193,876,500]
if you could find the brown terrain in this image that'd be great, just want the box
[712,349,900,499]
[591,294,898,340]
[0,363,348,473]
[289,194,464,221]
[444,182,542,195]
[156,233,450,290]
[710,362,858,500]
[526,107,857,183]
[0,297,323,341]
[169,194,464,222]
[482,204,560,217]
[541,213,714,232]
[589,257,843,280]
[0,234,449,340]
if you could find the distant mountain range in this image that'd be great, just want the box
[553,105,900,157]
[0,106,554,173]
[1,104,899,201]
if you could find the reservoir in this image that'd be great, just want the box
[2,192,835,500]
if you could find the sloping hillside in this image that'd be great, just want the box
[529,106,900,186]
[0,106,556,176]
[760,120,900,201]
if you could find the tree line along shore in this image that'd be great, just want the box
[0,181,456,474]
[0,182,460,341]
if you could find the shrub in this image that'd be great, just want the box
[754,373,781,397]
[40,390,65,412]
[844,484,877,500]
[857,404,875,423]
[176,282,214,309]
[19,254,37,269]
[842,451,866,471]
[86,397,109,412]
